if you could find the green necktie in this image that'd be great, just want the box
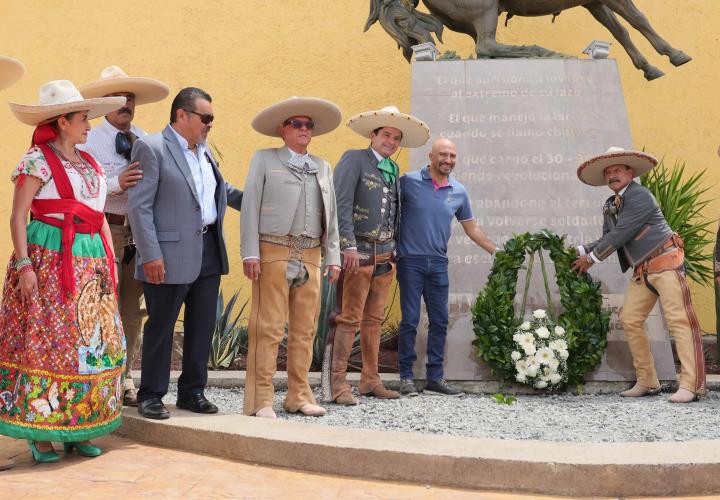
[377,157,397,184]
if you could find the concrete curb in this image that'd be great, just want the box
[118,408,720,496]
[132,370,720,394]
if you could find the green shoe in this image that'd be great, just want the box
[63,442,102,457]
[28,441,60,463]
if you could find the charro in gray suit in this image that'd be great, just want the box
[574,147,705,403]
[128,87,242,419]
[241,96,342,419]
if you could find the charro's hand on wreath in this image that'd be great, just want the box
[571,255,594,274]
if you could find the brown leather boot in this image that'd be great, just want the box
[334,391,359,406]
[668,387,698,403]
[362,385,400,399]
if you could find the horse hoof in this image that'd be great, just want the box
[644,67,665,81]
[669,51,692,66]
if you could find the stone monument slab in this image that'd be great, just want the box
[408,58,676,383]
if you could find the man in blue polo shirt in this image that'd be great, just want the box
[397,138,497,396]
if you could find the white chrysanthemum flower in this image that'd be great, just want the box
[516,374,527,383]
[520,321,531,331]
[522,343,536,356]
[554,326,565,336]
[535,347,555,365]
[526,361,538,378]
[532,309,547,319]
[515,359,529,373]
[549,373,563,385]
[512,333,524,344]
[559,350,569,360]
[549,339,568,352]
[511,351,522,361]
[549,358,560,371]
[535,327,550,339]
[535,380,548,389]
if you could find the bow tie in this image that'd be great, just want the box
[115,131,138,161]
[287,152,319,176]
[604,194,622,216]
[377,157,398,184]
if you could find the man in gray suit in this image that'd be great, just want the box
[573,147,705,403]
[128,87,243,419]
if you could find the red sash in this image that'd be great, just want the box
[30,143,116,297]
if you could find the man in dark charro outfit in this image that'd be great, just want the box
[327,106,429,405]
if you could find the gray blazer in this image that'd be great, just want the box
[127,125,243,284]
[333,148,400,250]
[240,146,340,267]
[584,180,673,272]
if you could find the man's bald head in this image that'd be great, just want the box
[428,137,457,179]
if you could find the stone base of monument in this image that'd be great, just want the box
[118,410,720,497]
[408,58,677,385]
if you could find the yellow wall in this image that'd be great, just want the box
[1,1,718,329]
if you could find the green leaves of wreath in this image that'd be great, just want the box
[472,230,610,388]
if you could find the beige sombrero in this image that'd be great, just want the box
[577,146,658,186]
[0,55,25,90]
[252,96,342,137]
[9,80,126,126]
[79,65,169,105]
[348,106,430,148]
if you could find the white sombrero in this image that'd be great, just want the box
[577,146,658,186]
[9,80,126,126]
[78,65,169,105]
[348,106,429,148]
[0,55,25,90]
[252,96,342,137]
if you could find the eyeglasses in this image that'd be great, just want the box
[185,109,214,124]
[282,119,315,130]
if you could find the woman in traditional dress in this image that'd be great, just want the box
[0,80,126,463]
[0,54,26,473]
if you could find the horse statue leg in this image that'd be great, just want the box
[603,0,692,67]
[584,1,664,80]
[470,0,568,59]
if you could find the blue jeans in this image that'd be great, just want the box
[397,256,449,382]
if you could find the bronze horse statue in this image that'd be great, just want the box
[366,0,691,80]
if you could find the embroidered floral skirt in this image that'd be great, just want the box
[0,220,125,442]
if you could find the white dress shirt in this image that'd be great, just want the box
[78,117,147,215]
[168,125,217,225]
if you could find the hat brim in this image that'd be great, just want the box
[0,56,25,91]
[9,96,127,126]
[78,77,170,105]
[577,150,658,186]
[252,97,342,137]
[348,110,430,148]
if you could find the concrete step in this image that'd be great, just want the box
[118,408,720,497]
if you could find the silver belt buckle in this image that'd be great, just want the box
[202,225,209,234]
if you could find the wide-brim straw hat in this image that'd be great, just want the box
[577,146,658,186]
[348,106,430,148]
[79,65,169,105]
[0,55,25,90]
[9,80,126,126]
[252,96,342,137]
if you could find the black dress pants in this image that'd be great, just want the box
[138,229,222,402]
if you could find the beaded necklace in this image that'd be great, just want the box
[47,142,100,198]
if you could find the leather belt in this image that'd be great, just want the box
[105,212,126,225]
[259,233,321,249]
[201,224,216,234]
[357,234,394,244]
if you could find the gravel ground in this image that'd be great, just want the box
[164,385,720,443]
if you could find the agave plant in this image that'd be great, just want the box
[640,158,714,285]
[207,290,249,369]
